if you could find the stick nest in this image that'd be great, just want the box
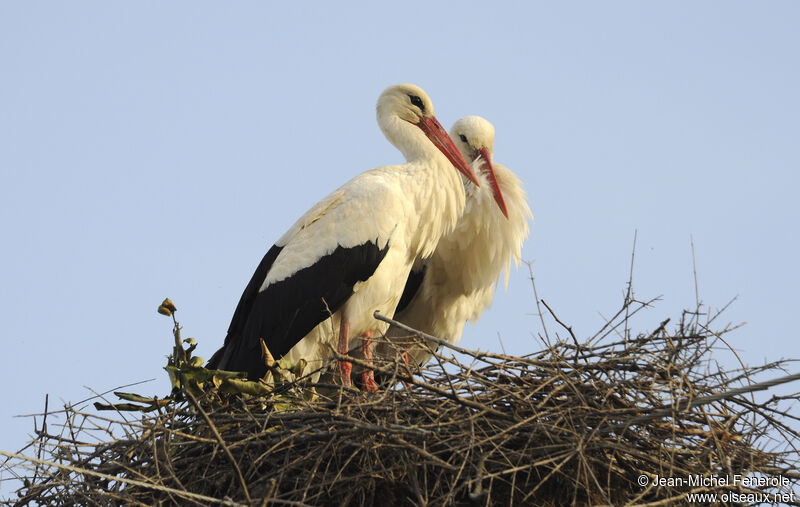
[2,298,799,506]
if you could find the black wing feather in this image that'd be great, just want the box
[209,240,389,379]
[206,244,283,370]
[394,263,427,315]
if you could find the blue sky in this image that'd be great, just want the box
[1,2,798,491]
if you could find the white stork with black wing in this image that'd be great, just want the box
[207,84,480,390]
[382,116,532,369]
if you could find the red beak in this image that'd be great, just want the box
[417,116,480,187]
[478,147,508,219]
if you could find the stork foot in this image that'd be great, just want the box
[362,371,379,392]
[401,348,412,388]
[361,331,379,392]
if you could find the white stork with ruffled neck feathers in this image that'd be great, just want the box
[382,115,532,369]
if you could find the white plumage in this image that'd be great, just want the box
[381,115,532,368]
[208,84,479,390]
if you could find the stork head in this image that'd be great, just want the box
[451,116,508,218]
[377,84,479,187]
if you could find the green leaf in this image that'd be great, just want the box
[205,368,248,379]
[303,386,318,402]
[94,402,156,412]
[165,366,181,389]
[220,378,272,395]
[114,392,156,403]
[293,358,307,377]
[165,366,180,388]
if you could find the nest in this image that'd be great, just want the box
[2,296,799,506]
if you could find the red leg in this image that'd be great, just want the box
[338,318,352,387]
[361,331,378,392]
[402,346,412,388]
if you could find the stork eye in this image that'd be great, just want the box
[408,94,425,112]
[459,134,468,143]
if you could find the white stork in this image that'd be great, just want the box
[379,115,532,369]
[207,84,480,391]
